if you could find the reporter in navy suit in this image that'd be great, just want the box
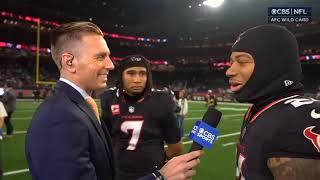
[26,21,116,180]
[26,21,202,180]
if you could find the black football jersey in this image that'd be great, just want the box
[100,88,181,180]
[236,94,320,180]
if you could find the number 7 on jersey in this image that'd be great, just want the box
[121,120,144,150]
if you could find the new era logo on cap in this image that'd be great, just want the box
[284,80,294,87]
[130,56,142,62]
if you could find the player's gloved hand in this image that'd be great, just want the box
[159,150,204,180]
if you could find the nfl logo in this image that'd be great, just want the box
[110,104,120,115]
[129,106,135,113]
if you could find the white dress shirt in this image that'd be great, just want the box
[59,78,90,100]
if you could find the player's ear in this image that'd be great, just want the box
[61,53,76,73]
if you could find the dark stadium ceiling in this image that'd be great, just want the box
[2,0,320,41]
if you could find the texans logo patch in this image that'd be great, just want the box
[303,126,320,153]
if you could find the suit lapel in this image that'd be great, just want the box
[101,121,115,170]
[55,81,114,166]
[76,101,107,140]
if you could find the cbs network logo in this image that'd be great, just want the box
[268,7,312,23]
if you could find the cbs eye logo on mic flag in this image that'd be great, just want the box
[268,7,312,23]
[189,121,219,149]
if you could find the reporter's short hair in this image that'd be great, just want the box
[50,21,103,69]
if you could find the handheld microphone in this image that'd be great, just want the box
[188,106,222,152]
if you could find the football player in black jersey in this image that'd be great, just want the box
[226,24,320,180]
[101,55,183,180]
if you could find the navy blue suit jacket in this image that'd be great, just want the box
[26,81,115,180]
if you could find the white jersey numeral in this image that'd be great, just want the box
[121,120,144,150]
[284,98,316,108]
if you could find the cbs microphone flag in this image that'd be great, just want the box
[189,121,219,149]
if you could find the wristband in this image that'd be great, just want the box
[152,170,166,180]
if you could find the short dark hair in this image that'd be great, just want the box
[50,21,104,69]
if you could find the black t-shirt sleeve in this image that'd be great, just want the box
[158,92,181,144]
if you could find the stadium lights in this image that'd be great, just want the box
[203,0,225,8]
